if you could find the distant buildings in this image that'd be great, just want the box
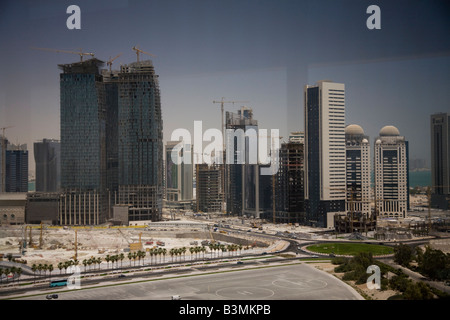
[165,140,193,209]
[5,143,28,193]
[374,125,409,218]
[34,139,60,192]
[304,80,346,228]
[430,112,450,209]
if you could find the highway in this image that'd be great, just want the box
[13,262,363,300]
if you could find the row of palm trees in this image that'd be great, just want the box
[0,267,23,284]
[2,243,250,286]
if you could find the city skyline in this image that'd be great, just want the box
[0,0,450,173]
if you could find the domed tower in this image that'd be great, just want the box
[374,125,409,219]
[344,124,371,229]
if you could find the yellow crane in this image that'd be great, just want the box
[106,53,122,73]
[31,47,95,62]
[132,46,156,62]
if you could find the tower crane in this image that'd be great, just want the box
[106,53,122,73]
[31,47,95,62]
[131,46,156,62]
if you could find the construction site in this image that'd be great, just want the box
[0,214,291,269]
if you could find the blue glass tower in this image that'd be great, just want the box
[59,58,107,225]
[117,60,163,221]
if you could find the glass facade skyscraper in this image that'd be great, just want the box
[34,139,61,192]
[430,112,450,209]
[5,144,28,193]
[117,60,163,221]
[59,58,107,224]
[60,59,106,191]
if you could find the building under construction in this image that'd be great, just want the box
[196,163,223,213]
[115,60,163,222]
[58,54,163,225]
[272,140,305,224]
[225,106,258,216]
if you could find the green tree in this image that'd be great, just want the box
[419,246,449,280]
[48,264,53,279]
[394,243,413,267]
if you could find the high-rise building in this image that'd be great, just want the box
[116,60,163,222]
[225,106,257,216]
[196,163,223,213]
[339,124,374,232]
[304,80,346,228]
[165,141,193,208]
[430,112,450,209]
[59,58,107,225]
[0,136,6,193]
[34,139,60,192]
[273,140,305,223]
[374,125,409,218]
[5,143,28,193]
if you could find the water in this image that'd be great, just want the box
[409,170,431,188]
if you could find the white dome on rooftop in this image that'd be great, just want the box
[379,125,400,136]
[345,124,364,135]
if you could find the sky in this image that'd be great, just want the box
[0,0,449,175]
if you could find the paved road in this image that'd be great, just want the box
[16,262,363,300]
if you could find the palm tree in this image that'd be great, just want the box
[98,257,103,270]
[201,246,207,260]
[83,259,88,272]
[31,264,38,283]
[57,262,64,275]
[87,258,93,271]
[128,252,133,267]
[10,267,17,284]
[133,252,137,266]
[16,267,22,284]
[105,255,111,269]
[48,264,53,280]
[119,253,124,270]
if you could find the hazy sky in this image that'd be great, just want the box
[0,0,449,174]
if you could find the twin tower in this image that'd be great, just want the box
[59,58,163,225]
[305,80,409,229]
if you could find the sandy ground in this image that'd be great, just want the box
[0,225,243,266]
[309,262,400,300]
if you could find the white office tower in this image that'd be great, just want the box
[345,124,371,219]
[304,80,346,228]
[374,125,409,219]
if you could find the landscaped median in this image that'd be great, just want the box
[303,242,394,258]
